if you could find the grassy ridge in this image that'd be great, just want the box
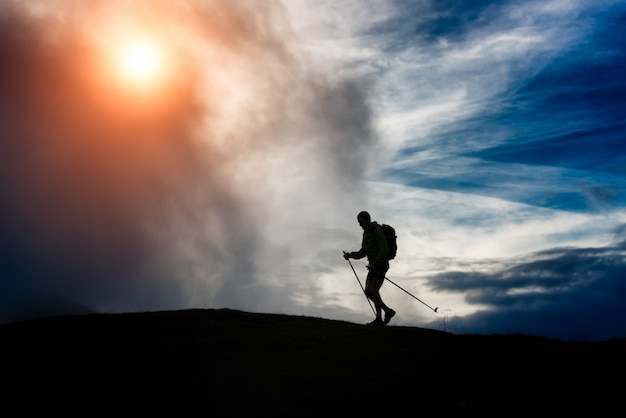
[1,308,623,414]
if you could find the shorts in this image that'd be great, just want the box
[366,265,388,289]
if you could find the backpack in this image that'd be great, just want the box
[381,224,397,260]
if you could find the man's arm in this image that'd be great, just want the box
[344,245,366,260]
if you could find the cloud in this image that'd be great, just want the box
[0,0,379,321]
[377,0,626,212]
[3,0,624,343]
[287,0,626,340]
[423,233,626,340]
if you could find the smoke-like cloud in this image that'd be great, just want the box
[0,0,378,321]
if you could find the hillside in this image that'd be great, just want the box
[1,308,623,414]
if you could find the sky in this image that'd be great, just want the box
[1,0,625,341]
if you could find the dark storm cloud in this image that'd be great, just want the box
[0,1,379,321]
[425,234,626,341]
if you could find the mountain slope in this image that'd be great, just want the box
[1,308,622,414]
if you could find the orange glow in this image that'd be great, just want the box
[118,39,163,83]
[86,26,194,121]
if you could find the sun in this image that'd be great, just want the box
[94,28,186,112]
[116,38,165,87]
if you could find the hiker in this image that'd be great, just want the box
[343,211,396,325]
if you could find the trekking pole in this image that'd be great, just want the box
[384,276,438,313]
[344,252,376,316]
[369,267,438,313]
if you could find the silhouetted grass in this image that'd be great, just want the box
[1,309,623,414]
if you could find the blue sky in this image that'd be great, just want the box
[1,0,625,341]
[375,0,626,212]
[284,0,626,341]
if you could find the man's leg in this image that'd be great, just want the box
[365,270,386,320]
[365,268,395,325]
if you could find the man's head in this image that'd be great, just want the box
[357,211,371,230]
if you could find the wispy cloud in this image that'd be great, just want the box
[374,0,626,211]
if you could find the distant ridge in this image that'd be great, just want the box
[0,291,94,324]
[1,308,623,414]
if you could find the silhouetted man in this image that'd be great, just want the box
[344,211,395,325]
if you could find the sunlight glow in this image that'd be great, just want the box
[116,38,165,87]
